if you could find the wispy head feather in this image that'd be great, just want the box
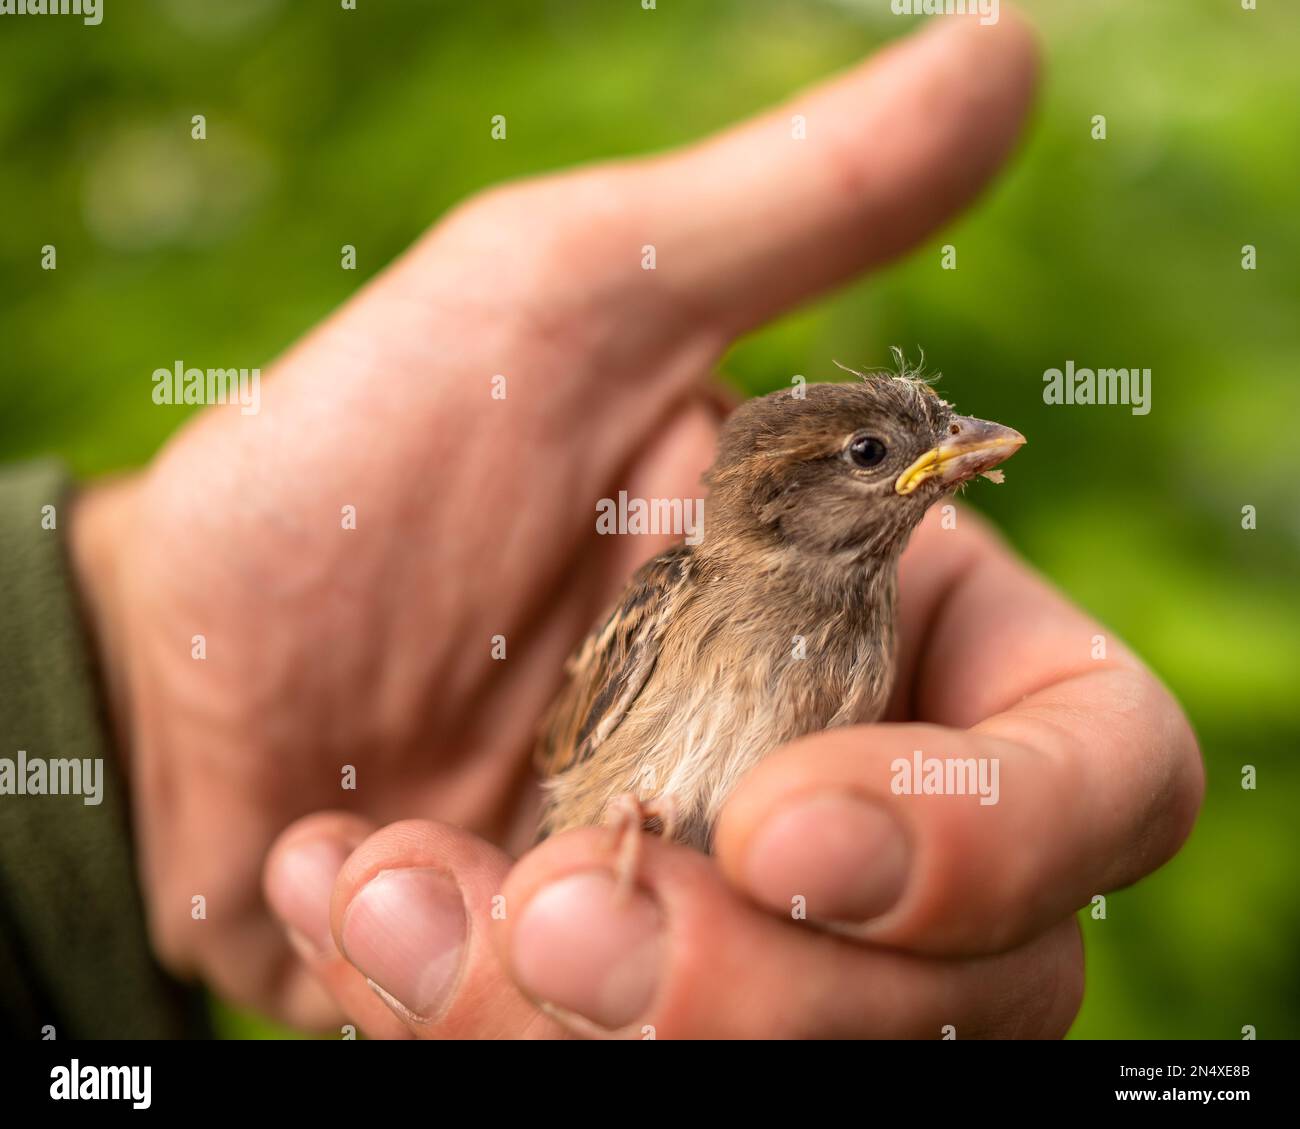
[833,348,942,391]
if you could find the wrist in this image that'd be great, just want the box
[68,475,140,777]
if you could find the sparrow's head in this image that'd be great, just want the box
[705,366,1024,562]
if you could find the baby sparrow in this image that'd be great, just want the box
[535,364,1024,885]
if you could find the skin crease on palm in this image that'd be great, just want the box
[66,11,1203,1039]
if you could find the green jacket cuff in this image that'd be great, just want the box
[0,460,205,1038]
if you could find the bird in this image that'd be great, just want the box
[534,359,1025,889]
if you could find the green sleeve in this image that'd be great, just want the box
[0,460,208,1038]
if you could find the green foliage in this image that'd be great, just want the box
[2,0,1295,1039]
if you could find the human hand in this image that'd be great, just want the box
[264,509,1201,1039]
[71,11,1178,1035]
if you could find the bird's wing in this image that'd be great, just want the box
[535,544,694,778]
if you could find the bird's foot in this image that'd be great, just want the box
[602,793,678,905]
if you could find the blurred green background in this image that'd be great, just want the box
[2,0,1296,1039]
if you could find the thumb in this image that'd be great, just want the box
[624,9,1040,337]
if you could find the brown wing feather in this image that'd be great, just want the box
[535,544,693,778]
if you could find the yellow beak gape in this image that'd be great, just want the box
[894,447,944,495]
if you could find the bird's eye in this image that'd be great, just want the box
[847,434,887,469]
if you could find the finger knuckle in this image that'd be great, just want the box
[1040,922,1087,1038]
[992,921,1085,1039]
[441,169,630,267]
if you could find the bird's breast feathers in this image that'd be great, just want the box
[537,566,895,849]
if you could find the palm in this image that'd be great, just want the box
[117,183,727,998]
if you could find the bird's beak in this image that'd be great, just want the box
[895,416,1026,496]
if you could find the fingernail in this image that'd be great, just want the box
[340,868,466,1022]
[266,837,352,955]
[744,792,909,923]
[512,872,662,1031]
